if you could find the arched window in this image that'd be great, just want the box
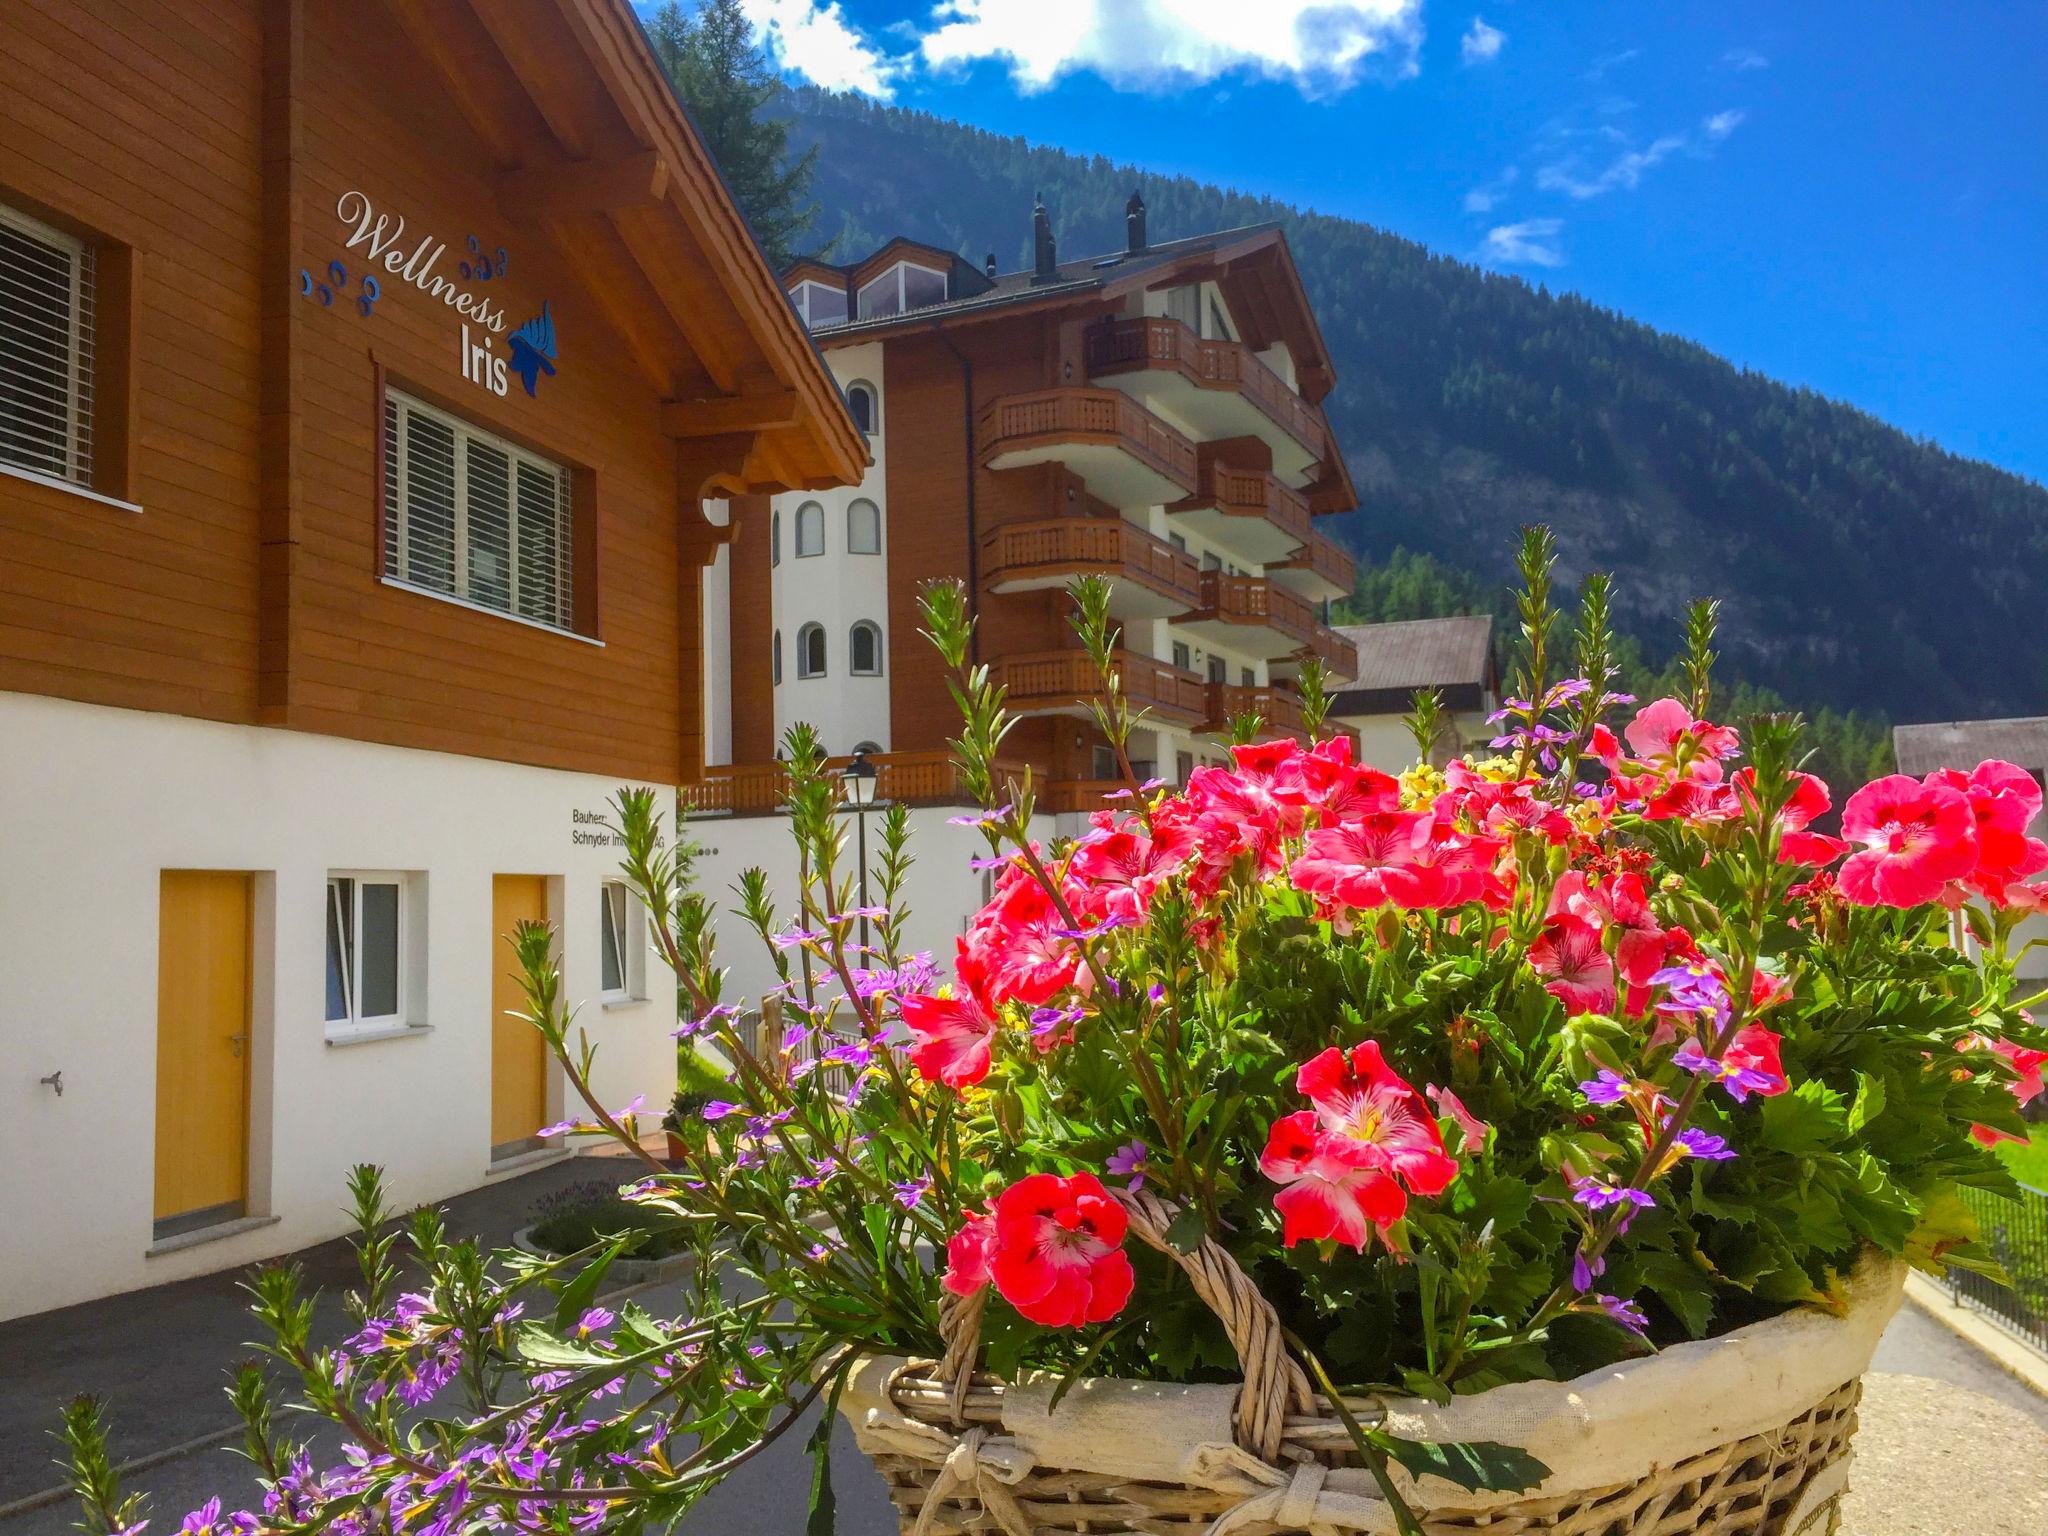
[771,629,782,684]
[795,501,824,558]
[796,622,826,678]
[846,382,878,436]
[770,510,781,567]
[852,739,881,756]
[850,620,883,676]
[847,498,881,555]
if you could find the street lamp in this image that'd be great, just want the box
[840,749,880,955]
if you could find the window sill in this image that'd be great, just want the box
[601,994,651,1011]
[1,461,142,514]
[326,1022,433,1048]
[379,576,604,647]
[147,1214,280,1258]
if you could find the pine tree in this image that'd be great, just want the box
[647,0,819,268]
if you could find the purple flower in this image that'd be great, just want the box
[1675,1127,1737,1161]
[1106,1139,1148,1192]
[1579,1069,1630,1106]
[1028,1004,1085,1042]
[537,1116,587,1138]
[1571,1247,1606,1293]
[1568,1175,1654,1214]
[769,926,824,949]
[893,1179,931,1210]
[1653,964,1731,1023]
[575,1307,615,1338]
[1596,1294,1650,1336]
[1671,1040,1720,1078]
[947,805,1013,827]
[700,1100,740,1122]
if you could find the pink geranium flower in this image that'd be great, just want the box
[962,877,1080,1006]
[1838,775,1978,907]
[1529,910,1616,1015]
[941,1208,997,1296]
[903,966,1000,1089]
[1928,761,2048,901]
[1260,1112,1408,1250]
[1961,1034,2048,1146]
[1289,812,1435,909]
[989,1173,1134,1327]
[1071,811,1195,922]
[1295,1042,1460,1197]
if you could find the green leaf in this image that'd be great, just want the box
[1848,1072,1887,1132]
[515,1323,615,1368]
[1378,1435,1552,1495]
[552,1236,627,1332]
[1756,1080,1849,1157]
[1164,1204,1207,1255]
[1399,1368,1453,1406]
[804,1359,851,1536]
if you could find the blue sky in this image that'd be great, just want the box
[716,2,2048,483]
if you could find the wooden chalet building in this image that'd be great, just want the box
[0,0,863,1320]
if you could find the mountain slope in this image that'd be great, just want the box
[781,87,2048,724]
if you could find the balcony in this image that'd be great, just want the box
[1267,528,1356,603]
[1168,459,1311,565]
[981,518,1201,620]
[978,388,1198,507]
[990,648,1208,726]
[1084,317,1329,487]
[1203,682,1310,742]
[1183,571,1358,684]
[681,750,1022,817]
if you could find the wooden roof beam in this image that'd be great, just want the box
[462,0,619,160]
[497,150,670,219]
[661,391,801,438]
[610,207,752,396]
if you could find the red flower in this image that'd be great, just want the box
[1071,810,1195,922]
[1928,761,2048,902]
[942,1208,997,1296]
[1722,1023,1788,1099]
[961,876,1080,1006]
[1762,769,1850,867]
[1529,909,1615,1015]
[1290,812,1435,908]
[1260,1112,1408,1249]
[903,963,1000,1089]
[1961,1034,2048,1146]
[989,1173,1135,1327]
[1838,774,1979,907]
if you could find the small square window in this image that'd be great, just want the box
[326,872,420,1038]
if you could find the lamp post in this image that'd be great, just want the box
[840,748,880,956]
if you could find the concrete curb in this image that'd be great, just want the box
[1902,1271,2048,1400]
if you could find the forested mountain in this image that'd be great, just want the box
[779,87,2048,728]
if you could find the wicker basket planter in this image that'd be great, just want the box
[840,1193,1905,1536]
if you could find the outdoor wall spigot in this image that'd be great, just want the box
[39,1070,63,1096]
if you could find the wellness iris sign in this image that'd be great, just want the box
[313,189,558,400]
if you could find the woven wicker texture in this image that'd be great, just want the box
[856,1375,1863,1536]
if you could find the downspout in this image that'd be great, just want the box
[933,323,980,664]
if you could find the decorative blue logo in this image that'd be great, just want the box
[300,260,378,318]
[507,302,558,398]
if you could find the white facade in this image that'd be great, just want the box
[767,342,892,759]
[0,693,678,1321]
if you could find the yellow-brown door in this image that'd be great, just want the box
[491,874,550,1158]
[154,871,253,1235]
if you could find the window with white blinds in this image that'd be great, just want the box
[381,390,575,632]
[0,202,97,488]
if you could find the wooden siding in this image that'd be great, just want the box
[0,0,826,786]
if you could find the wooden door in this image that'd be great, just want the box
[154,871,252,1234]
[490,874,550,1158]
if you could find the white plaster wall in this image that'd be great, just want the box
[770,342,891,757]
[683,807,1054,1006]
[701,498,733,767]
[1341,710,1496,772]
[0,695,679,1321]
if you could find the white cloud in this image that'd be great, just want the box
[1461,17,1504,65]
[917,0,1426,95]
[1463,165,1518,213]
[1536,108,1744,200]
[740,0,902,97]
[1722,47,1769,71]
[1480,218,1565,268]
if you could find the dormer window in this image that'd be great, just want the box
[790,279,847,329]
[857,261,947,321]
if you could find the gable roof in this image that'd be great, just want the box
[1328,616,1498,716]
[788,223,1338,403]
[1893,717,2048,777]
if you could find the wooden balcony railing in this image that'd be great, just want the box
[682,750,1022,817]
[1043,779,1135,815]
[1083,316,1328,459]
[1173,459,1313,548]
[980,518,1201,608]
[1191,571,1318,645]
[1300,623,1358,684]
[977,388,1198,495]
[1270,528,1357,593]
[1203,682,1309,740]
[990,648,1208,724]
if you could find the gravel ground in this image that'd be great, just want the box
[1841,1372,2048,1535]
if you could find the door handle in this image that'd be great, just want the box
[227,1032,249,1058]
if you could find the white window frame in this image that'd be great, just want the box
[796,622,826,679]
[855,262,946,321]
[772,629,783,684]
[599,880,648,1005]
[0,200,97,489]
[793,279,847,328]
[382,388,577,636]
[794,501,825,558]
[850,620,883,676]
[846,497,881,555]
[845,381,878,437]
[770,508,781,566]
[325,871,415,1041]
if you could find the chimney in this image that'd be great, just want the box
[1031,194,1057,282]
[1126,188,1147,253]
[984,251,997,279]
